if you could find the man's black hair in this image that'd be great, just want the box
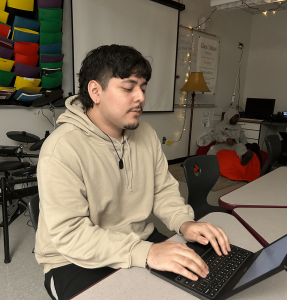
[76,44,152,109]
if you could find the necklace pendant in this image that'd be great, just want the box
[119,159,124,169]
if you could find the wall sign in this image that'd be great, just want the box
[196,36,219,95]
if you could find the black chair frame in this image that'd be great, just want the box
[182,155,227,221]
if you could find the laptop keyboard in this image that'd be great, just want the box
[175,245,252,298]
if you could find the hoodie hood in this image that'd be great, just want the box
[57,95,133,190]
[57,95,131,144]
[224,108,239,125]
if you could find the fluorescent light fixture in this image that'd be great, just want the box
[210,0,281,10]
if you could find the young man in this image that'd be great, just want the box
[36,45,230,300]
[207,108,262,166]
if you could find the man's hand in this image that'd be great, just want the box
[180,221,231,257]
[226,138,234,146]
[146,241,209,281]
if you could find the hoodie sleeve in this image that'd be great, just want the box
[37,155,152,270]
[214,122,228,143]
[151,134,195,234]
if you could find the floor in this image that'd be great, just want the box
[0,196,50,300]
[0,181,246,300]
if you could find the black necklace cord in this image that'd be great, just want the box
[104,133,125,170]
[86,113,124,169]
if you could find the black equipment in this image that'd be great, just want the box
[151,234,287,300]
[32,89,64,107]
[29,131,50,151]
[0,159,37,263]
[272,111,287,123]
[6,131,40,143]
[243,98,275,120]
[0,130,45,263]
[12,166,37,177]
[0,145,19,156]
[53,93,73,107]
[29,138,46,151]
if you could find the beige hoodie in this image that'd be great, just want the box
[35,96,195,274]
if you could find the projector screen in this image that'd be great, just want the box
[71,0,179,112]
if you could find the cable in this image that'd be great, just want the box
[41,107,54,127]
[27,219,33,227]
[49,104,56,129]
[195,7,217,30]
[230,46,244,108]
[237,59,241,106]
[174,106,187,143]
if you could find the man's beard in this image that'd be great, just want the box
[124,106,142,130]
[124,122,139,130]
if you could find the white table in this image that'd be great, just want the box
[219,167,287,210]
[233,207,287,247]
[73,213,287,300]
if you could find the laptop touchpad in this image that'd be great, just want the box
[186,242,213,256]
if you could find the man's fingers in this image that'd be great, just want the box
[207,226,228,255]
[177,247,209,276]
[188,231,209,246]
[207,233,223,256]
[217,226,231,252]
[172,263,198,281]
[147,241,210,281]
[226,138,234,146]
[187,223,228,256]
[186,223,222,256]
[172,253,208,280]
[207,226,229,255]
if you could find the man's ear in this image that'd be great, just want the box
[88,80,102,104]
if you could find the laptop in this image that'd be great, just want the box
[151,234,287,300]
[240,98,275,120]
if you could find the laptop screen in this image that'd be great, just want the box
[245,98,275,119]
[233,235,287,289]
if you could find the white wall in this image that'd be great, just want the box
[243,10,287,114]
[62,0,74,97]
[0,0,254,163]
[142,0,253,159]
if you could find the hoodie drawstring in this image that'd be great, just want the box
[118,139,133,192]
[126,139,133,192]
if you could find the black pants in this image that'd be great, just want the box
[44,228,168,300]
[245,143,262,168]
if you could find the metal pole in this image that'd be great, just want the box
[187,92,195,157]
[1,177,11,263]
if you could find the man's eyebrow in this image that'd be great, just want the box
[121,79,148,86]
